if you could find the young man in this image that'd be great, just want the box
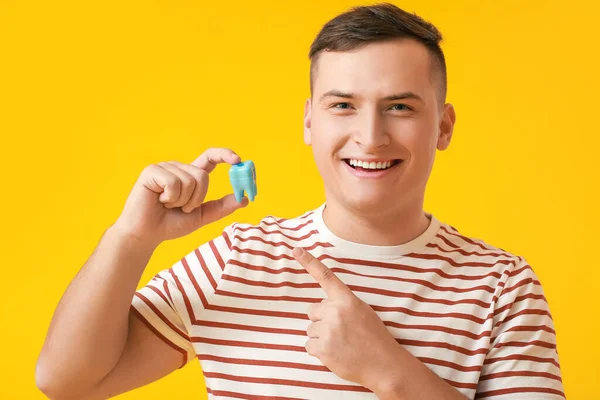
[36,3,564,399]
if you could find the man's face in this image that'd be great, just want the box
[304,38,455,216]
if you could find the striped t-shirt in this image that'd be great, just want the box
[131,204,564,399]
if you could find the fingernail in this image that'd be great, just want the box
[292,247,304,257]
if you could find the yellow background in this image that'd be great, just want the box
[1,0,597,398]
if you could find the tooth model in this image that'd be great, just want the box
[229,160,257,203]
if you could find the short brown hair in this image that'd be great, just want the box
[309,3,447,107]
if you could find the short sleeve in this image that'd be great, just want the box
[476,258,565,399]
[130,224,234,368]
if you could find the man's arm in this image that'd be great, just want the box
[36,148,248,399]
[35,226,182,399]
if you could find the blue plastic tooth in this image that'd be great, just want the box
[229,160,257,203]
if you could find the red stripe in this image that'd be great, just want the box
[348,284,490,308]
[204,295,491,323]
[227,259,497,294]
[491,324,556,341]
[331,267,496,294]
[332,255,507,275]
[200,344,485,376]
[206,388,302,400]
[231,247,506,281]
[192,336,305,352]
[501,277,541,295]
[181,256,211,312]
[437,234,461,249]
[262,218,312,231]
[194,335,488,359]
[222,230,232,250]
[196,311,491,341]
[163,279,173,304]
[385,320,491,341]
[234,226,320,241]
[417,357,482,373]
[195,248,217,290]
[399,252,516,269]
[494,293,548,317]
[208,354,482,379]
[147,283,171,306]
[151,276,174,304]
[474,386,565,399]
[130,306,188,369]
[508,264,533,278]
[222,274,317,289]
[228,259,304,275]
[440,226,509,254]
[492,339,556,351]
[221,274,492,308]
[206,304,309,320]
[235,232,512,268]
[203,371,371,392]
[479,370,562,382]
[170,267,199,320]
[424,242,513,259]
[194,319,306,336]
[200,352,482,376]
[216,288,322,303]
[196,337,489,377]
[210,239,226,270]
[494,308,552,328]
[233,234,333,251]
[397,338,488,356]
[199,354,329,372]
[484,354,560,369]
[376,304,490,324]
[133,292,190,340]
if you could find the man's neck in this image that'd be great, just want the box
[321,199,431,246]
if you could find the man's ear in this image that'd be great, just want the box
[303,98,312,146]
[437,103,456,151]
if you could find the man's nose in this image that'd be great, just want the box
[351,110,390,150]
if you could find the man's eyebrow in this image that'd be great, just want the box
[319,90,356,102]
[383,92,424,102]
[319,90,424,102]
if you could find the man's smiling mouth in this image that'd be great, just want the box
[342,158,403,171]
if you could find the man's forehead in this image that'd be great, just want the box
[313,39,432,97]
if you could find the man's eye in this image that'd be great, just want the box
[333,103,351,109]
[391,104,412,111]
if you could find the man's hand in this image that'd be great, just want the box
[291,246,403,392]
[113,148,248,246]
[292,247,470,400]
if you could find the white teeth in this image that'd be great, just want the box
[347,159,395,170]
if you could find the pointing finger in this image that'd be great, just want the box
[292,247,352,299]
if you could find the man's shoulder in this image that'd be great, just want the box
[434,219,526,272]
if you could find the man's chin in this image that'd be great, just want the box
[342,194,399,215]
